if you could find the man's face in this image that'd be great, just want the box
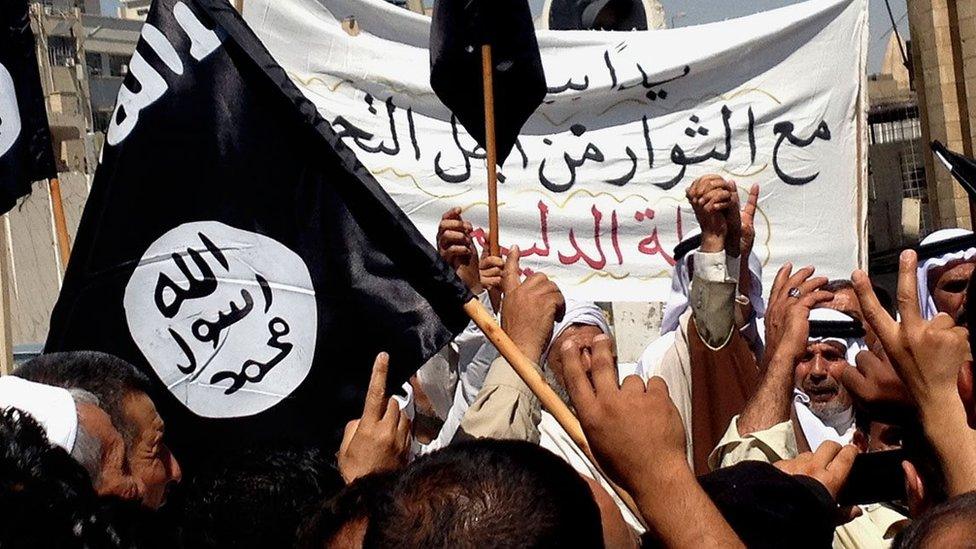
[75,402,141,501]
[930,260,976,322]
[794,341,853,417]
[122,391,182,509]
[546,324,606,388]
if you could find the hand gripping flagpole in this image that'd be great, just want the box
[463,298,647,528]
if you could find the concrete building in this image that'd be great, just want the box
[867,34,927,260]
[908,0,976,230]
[0,2,141,357]
[29,2,141,173]
[117,0,151,20]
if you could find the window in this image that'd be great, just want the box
[108,55,129,77]
[85,52,103,77]
[899,142,930,236]
[48,36,77,67]
[93,110,112,133]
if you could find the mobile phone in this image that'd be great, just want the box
[836,449,907,506]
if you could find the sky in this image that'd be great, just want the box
[101,0,908,73]
[653,0,909,73]
[526,0,910,74]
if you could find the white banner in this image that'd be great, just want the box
[244,0,868,301]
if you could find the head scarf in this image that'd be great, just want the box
[806,307,867,364]
[543,300,612,365]
[917,228,976,320]
[0,376,78,452]
[660,228,766,334]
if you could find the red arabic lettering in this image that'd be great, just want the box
[634,208,676,266]
[558,205,607,270]
[610,210,623,265]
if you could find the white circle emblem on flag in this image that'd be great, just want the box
[0,62,23,158]
[124,221,317,418]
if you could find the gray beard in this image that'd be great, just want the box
[812,402,854,435]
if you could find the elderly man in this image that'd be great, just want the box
[636,175,766,472]
[709,269,908,548]
[0,375,139,501]
[916,228,976,322]
[15,351,182,508]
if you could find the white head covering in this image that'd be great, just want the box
[917,228,976,320]
[543,300,612,365]
[660,228,766,334]
[806,307,867,364]
[0,376,78,452]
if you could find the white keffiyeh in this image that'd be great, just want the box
[917,228,976,320]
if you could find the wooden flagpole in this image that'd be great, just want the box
[481,45,499,258]
[464,298,646,527]
[481,46,503,312]
[48,178,71,272]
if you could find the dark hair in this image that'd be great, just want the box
[0,407,177,548]
[363,439,604,548]
[823,279,855,293]
[0,406,96,546]
[895,491,976,547]
[180,447,344,549]
[15,351,151,445]
[298,472,396,549]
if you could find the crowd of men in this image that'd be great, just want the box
[3,173,976,548]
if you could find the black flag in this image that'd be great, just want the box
[429,0,546,165]
[932,140,976,198]
[0,0,57,213]
[45,0,473,470]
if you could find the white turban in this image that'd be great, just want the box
[0,376,78,452]
[543,300,611,365]
[806,307,867,364]
[660,228,766,334]
[917,228,976,320]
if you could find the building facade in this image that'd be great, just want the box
[908,0,976,230]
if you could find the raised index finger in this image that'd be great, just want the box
[742,184,759,225]
[896,250,922,327]
[501,245,522,293]
[560,339,597,413]
[852,269,898,344]
[362,352,390,422]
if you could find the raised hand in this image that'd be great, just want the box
[738,183,760,261]
[436,207,481,292]
[337,353,411,483]
[763,263,831,366]
[561,335,743,547]
[499,247,566,364]
[827,340,915,422]
[853,250,976,496]
[852,252,971,405]
[561,335,686,487]
[686,175,735,254]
